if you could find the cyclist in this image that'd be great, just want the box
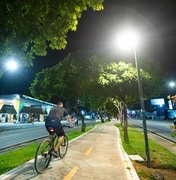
[45,101,73,155]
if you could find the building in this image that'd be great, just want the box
[0,94,55,123]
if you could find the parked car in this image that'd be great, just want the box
[144,112,157,119]
[84,113,92,120]
[84,112,96,120]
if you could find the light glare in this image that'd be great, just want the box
[116,29,140,50]
[169,81,175,88]
[5,59,18,71]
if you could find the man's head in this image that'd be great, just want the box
[57,101,63,107]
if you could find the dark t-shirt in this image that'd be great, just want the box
[47,106,68,121]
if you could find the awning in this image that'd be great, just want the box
[0,105,45,114]
[0,105,16,114]
[20,107,45,114]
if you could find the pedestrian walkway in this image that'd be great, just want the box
[0,121,139,180]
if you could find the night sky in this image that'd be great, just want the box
[1,0,176,96]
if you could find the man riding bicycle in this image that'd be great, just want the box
[45,101,73,155]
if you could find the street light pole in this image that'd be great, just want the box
[116,29,151,167]
[133,45,151,167]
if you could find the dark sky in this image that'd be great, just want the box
[1,0,176,96]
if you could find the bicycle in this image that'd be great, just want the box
[34,125,71,174]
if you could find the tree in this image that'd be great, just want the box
[30,51,164,137]
[98,61,164,142]
[30,51,92,100]
[80,84,109,123]
[0,0,104,69]
[30,51,102,131]
[30,52,114,128]
[108,98,124,124]
[78,54,113,122]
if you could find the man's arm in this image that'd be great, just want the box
[63,108,73,127]
[66,115,73,126]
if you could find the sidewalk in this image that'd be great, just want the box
[0,121,139,180]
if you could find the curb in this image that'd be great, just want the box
[115,126,140,180]
[0,159,34,180]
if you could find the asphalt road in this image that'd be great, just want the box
[0,123,47,150]
[129,118,176,142]
[0,120,98,150]
[2,118,174,150]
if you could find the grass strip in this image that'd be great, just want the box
[116,124,176,169]
[0,125,95,175]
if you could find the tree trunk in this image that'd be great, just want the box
[114,101,124,127]
[80,114,86,132]
[107,113,111,121]
[123,105,129,142]
[111,98,129,142]
[121,109,124,129]
[116,113,119,120]
[98,111,104,123]
[74,106,86,132]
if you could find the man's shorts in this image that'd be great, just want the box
[45,119,65,137]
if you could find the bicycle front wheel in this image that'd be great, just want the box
[59,135,68,159]
[34,138,52,173]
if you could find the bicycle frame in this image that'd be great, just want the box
[34,126,69,173]
[48,128,59,155]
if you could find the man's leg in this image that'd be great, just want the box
[55,136,64,152]
[55,120,65,152]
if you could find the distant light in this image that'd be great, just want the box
[81,110,85,115]
[169,81,175,88]
[5,59,18,71]
[151,98,165,106]
[115,29,140,50]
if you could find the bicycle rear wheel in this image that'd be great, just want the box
[59,134,68,159]
[34,138,52,173]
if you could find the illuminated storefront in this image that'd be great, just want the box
[0,94,55,123]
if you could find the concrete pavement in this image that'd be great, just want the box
[0,120,139,180]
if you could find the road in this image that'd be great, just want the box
[129,118,176,142]
[0,122,52,150]
[2,118,174,150]
[0,120,99,150]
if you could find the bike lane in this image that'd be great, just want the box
[0,121,139,180]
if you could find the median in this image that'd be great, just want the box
[116,124,176,179]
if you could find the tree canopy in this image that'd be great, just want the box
[99,61,165,108]
[30,51,97,102]
[30,51,164,112]
[0,0,104,68]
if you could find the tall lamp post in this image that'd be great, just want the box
[117,30,150,167]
